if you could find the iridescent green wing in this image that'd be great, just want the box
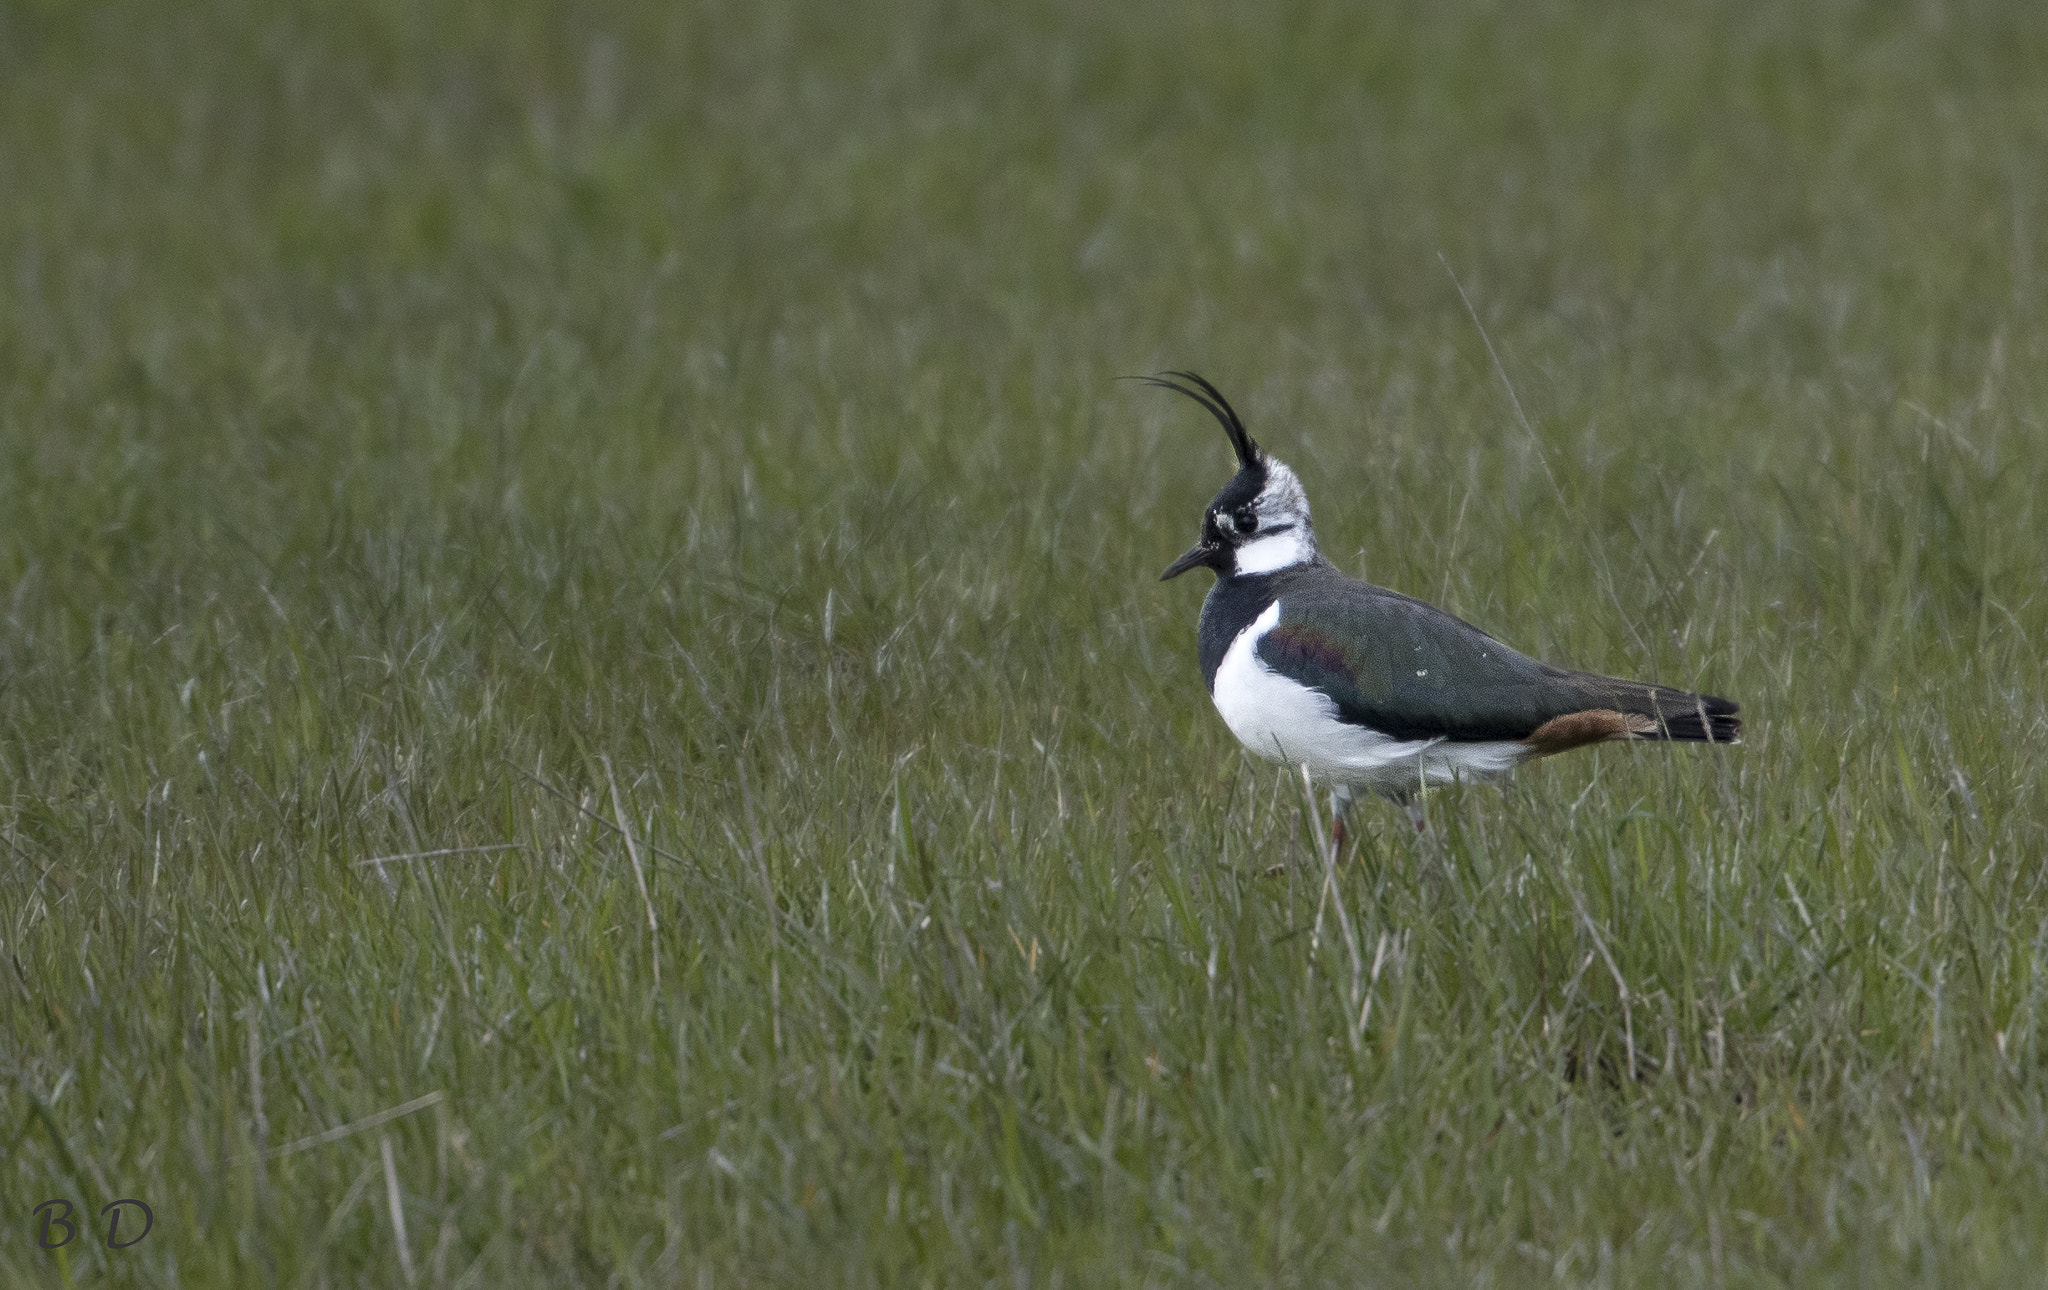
[1255,582,1601,742]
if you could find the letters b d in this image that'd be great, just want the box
[31,1198,152,1250]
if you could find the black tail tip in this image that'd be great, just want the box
[1664,694,1741,743]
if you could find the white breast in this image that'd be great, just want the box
[1209,601,1529,795]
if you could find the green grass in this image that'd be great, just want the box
[4,0,2047,1284]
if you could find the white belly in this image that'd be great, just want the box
[1210,602,1529,795]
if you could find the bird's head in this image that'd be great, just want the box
[1142,371,1317,581]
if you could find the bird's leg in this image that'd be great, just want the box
[1328,785,1355,863]
[1388,784,1428,835]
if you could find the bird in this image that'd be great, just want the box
[1144,370,1739,848]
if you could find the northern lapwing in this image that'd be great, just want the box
[1145,371,1739,844]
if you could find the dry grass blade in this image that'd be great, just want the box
[604,754,661,989]
[353,844,527,868]
[382,1134,417,1288]
[254,1092,448,1162]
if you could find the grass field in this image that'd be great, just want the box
[4,0,2048,1284]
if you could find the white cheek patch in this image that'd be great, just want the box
[1232,527,1314,575]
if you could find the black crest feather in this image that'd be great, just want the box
[1126,370,1261,470]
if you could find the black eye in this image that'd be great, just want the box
[1234,506,1258,533]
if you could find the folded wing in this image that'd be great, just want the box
[1257,581,1739,746]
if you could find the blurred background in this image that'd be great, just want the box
[3,0,2045,1283]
